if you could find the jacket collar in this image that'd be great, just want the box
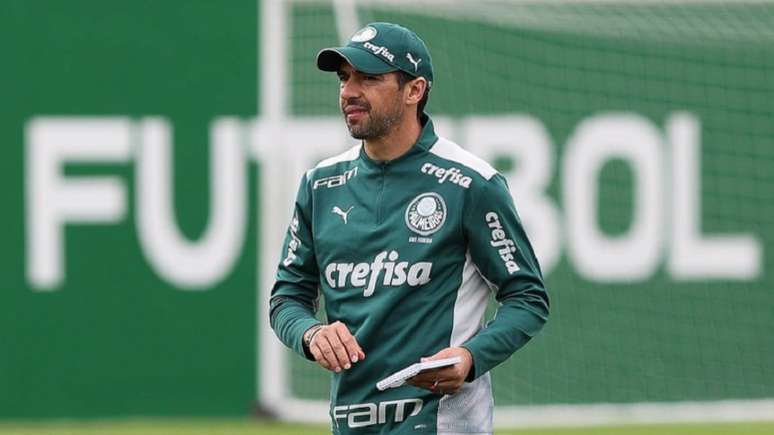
[414,112,438,151]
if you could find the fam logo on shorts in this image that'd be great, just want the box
[405,192,446,236]
[351,26,377,42]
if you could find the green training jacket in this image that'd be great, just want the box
[270,115,549,435]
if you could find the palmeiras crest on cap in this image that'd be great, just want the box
[351,26,377,42]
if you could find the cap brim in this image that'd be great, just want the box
[316,47,398,74]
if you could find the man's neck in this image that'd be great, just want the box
[363,116,422,162]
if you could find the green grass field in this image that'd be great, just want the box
[1,419,773,435]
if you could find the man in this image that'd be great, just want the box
[270,22,549,434]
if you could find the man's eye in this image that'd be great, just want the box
[364,75,379,81]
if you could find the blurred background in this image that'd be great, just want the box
[2,1,773,434]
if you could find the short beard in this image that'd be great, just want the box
[343,97,404,140]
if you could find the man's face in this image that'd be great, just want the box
[337,62,405,140]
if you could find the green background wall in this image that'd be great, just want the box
[1,1,258,418]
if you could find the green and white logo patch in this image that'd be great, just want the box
[405,192,446,236]
[351,26,377,42]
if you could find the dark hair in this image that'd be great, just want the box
[397,71,430,120]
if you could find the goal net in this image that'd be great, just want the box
[257,0,774,428]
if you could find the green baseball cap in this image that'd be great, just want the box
[316,22,434,89]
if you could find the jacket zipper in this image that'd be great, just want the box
[376,163,387,224]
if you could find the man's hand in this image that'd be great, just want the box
[407,347,473,395]
[306,321,366,373]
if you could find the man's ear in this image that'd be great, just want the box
[406,77,428,105]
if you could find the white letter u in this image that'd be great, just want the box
[136,117,246,289]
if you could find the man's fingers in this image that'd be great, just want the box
[308,322,366,373]
[408,372,435,384]
[408,376,458,394]
[408,365,465,394]
[314,334,342,372]
[410,366,456,384]
[327,331,354,370]
[408,372,442,390]
[309,345,331,370]
[426,378,462,395]
[334,323,364,363]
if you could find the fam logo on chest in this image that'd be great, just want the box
[405,192,446,244]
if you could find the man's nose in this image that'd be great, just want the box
[340,78,361,100]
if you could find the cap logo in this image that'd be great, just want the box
[406,53,422,72]
[363,41,395,63]
[351,26,377,43]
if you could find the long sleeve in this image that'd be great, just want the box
[461,174,550,379]
[269,173,321,359]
